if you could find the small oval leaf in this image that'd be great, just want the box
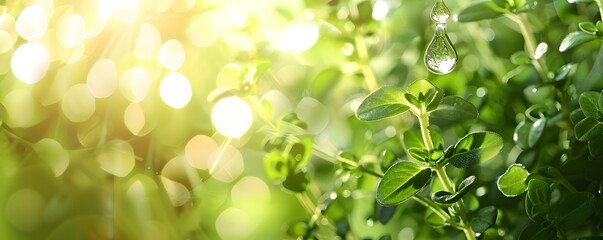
[449,131,504,168]
[430,96,478,122]
[575,117,603,141]
[559,31,598,52]
[579,91,601,118]
[376,162,432,206]
[356,86,409,121]
[431,175,476,204]
[456,1,507,22]
[497,164,529,197]
[470,206,497,233]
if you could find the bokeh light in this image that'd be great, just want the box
[158,39,185,71]
[211,96,253,138]
[186,11,219,48]
[15,5,48,41]
[210,145,244,183]
[5,189,46,231]
[185,134,218,170]
[56,14,86,48]
[96,139,135,177]
[0,9,17,54]
[2,89,38,127]
[215,208,256,239]
[87,59,118,98]
[134,23,161,60]
[62,84,96,122]
[159,72,192,109]
[121,66,151,102]
[123,102,146,136]
[34,138,70,177]
[11,42,49,84]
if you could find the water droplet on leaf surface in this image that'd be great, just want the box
[430,0,450,23]
[424,24,457,75]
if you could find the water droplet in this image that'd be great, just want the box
[424,24,457,75]
[430,0,450,23]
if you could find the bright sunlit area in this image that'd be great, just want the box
[2,0,603,239]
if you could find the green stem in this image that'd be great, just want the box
[355,32,379,92]
[417,112,477,240]
[412,195,463,228]
[418,114,435,151]
[507,14,549,82]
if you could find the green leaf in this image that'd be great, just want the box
[579,22,598,35]
[511,51,530,65]
[288,138,312,170]
[519,224,556,240]
[556,192,595,229]
[470,206,498,233]
[570,109,586,125]
[406,79,442,98]
[376,162,432,206]
[580,92,601,117]
[424,88,444,111]
[403,128,444,151]
[282,170,310,193]
[356,86,409,121]
[431,96,478,122]
[456,1,508,22]
[425,211,446,228]
[575,117,603,141]
[497,164,529,197]
[514,0,537,12]
[263,151,289,181]
[431,175,476,204]
[528,118,546,148]
[588,135,603,156]
[579,91,601,118]
[408,147,429,162]
[449,132,504,168]
[375,202,397,225]
[513,121,530,149]
[559,31,599,52]
[525,179,551,222]
[380,149,397,171]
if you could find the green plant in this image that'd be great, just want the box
[355,79,503,239]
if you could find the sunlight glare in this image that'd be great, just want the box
[15,5,48,41]
[11,42,50,84]
[121,66,150,102]
[159,72,192,109]
[211,96,253,138]
[134,23,161,60]
[87,59,118,98]
[283,19,319,53]
[158,39,185,71]
[56,14,86,48]
[124,103,146,136]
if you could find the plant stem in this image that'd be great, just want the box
[417,112,477,240]
[418,114,435,151]
[506,14,549,82]
[355,32,379,92]
[411,195,463,227]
